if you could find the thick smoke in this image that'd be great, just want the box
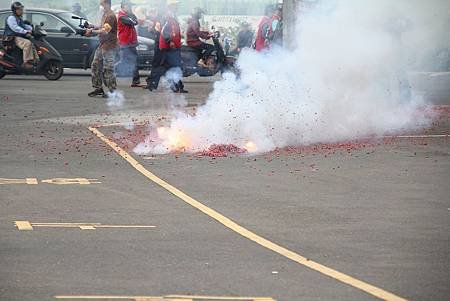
[136,0,448,155]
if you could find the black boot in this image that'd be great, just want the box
[88,88,105,98]
[177,81,188,93]
[145,84,155,92]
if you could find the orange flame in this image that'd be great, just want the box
[157,127,190,152]
[245,141,258,153]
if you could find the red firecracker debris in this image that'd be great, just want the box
[196,144,247,157]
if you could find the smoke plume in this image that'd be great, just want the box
[135,0,448,155]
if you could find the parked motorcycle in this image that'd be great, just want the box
[0,23,64,80]
[181,28,238,78]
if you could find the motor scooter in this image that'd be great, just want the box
[0,22,64,80]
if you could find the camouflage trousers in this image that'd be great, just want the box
[91,47,117,91]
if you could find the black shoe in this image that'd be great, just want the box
[88,88,105,98]
[178,89,189,94]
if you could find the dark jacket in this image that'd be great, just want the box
[236,30,253,49]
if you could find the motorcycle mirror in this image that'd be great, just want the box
[40,22,45,27]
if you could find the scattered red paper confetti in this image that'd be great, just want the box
[196,144,247,157]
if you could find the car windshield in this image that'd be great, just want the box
[57,12,87,29]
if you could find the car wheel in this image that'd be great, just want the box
[44,60,64,81]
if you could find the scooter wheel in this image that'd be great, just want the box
[43,60,63,81]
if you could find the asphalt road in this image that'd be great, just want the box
[0,73,449,301]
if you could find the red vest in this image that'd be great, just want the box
[255,16,271,52]
[117,10,138,46]
[159,13,181,50]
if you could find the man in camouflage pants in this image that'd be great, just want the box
[86,0,118,98]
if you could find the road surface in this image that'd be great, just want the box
[0,74,449,301]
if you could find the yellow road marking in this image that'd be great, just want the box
[41,178,101,185]
[14,221,156,231]
[167,296,275,300]
[55,297,161,300]
[15,221,33,231]
[0,178,38,185]
[27,178,39,184]
[0,178,100,185]
[89,126,408,301]
[55,296,275,301]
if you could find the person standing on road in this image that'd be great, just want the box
[3,2,38,69]
[86,0,118,98]
[230,22,253,56]
[270,5,283,47]
[144,8,163,90]
[146,0,187,93]
[117,0,141,88]
[255,5,274,52]
[186,7,213,66]
[72,3,88,20]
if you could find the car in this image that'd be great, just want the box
[0,8,155,70]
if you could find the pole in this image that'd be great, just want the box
[283,0,298,49]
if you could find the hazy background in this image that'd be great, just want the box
[0,0,448,71]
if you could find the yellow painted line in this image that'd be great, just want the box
[0,178,38,185]
[55,296,274,301]
[79,225,96,230]
[89,126,408,301]
[0,178,100,185]
[41,178,101,185]
[14,221,156,231]
[26,178,39,185]
[167,296,275,300]
[15,221,33,230]
[55,297,161,300]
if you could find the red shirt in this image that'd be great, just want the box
[117,10,138,46]
[159,13,181,50]
[186,18,210,47]
[255,16,271,52]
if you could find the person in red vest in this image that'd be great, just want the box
[147,0,187,93]
[186,7,213,66]
[255,5,274,52]
[117,0,140,87]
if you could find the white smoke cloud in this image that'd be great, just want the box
[135,0,448,155]
[163,67,188,108]
[106,90,126,108]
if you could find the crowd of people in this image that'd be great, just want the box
[84,0,284,98]
[3,0,283,98]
